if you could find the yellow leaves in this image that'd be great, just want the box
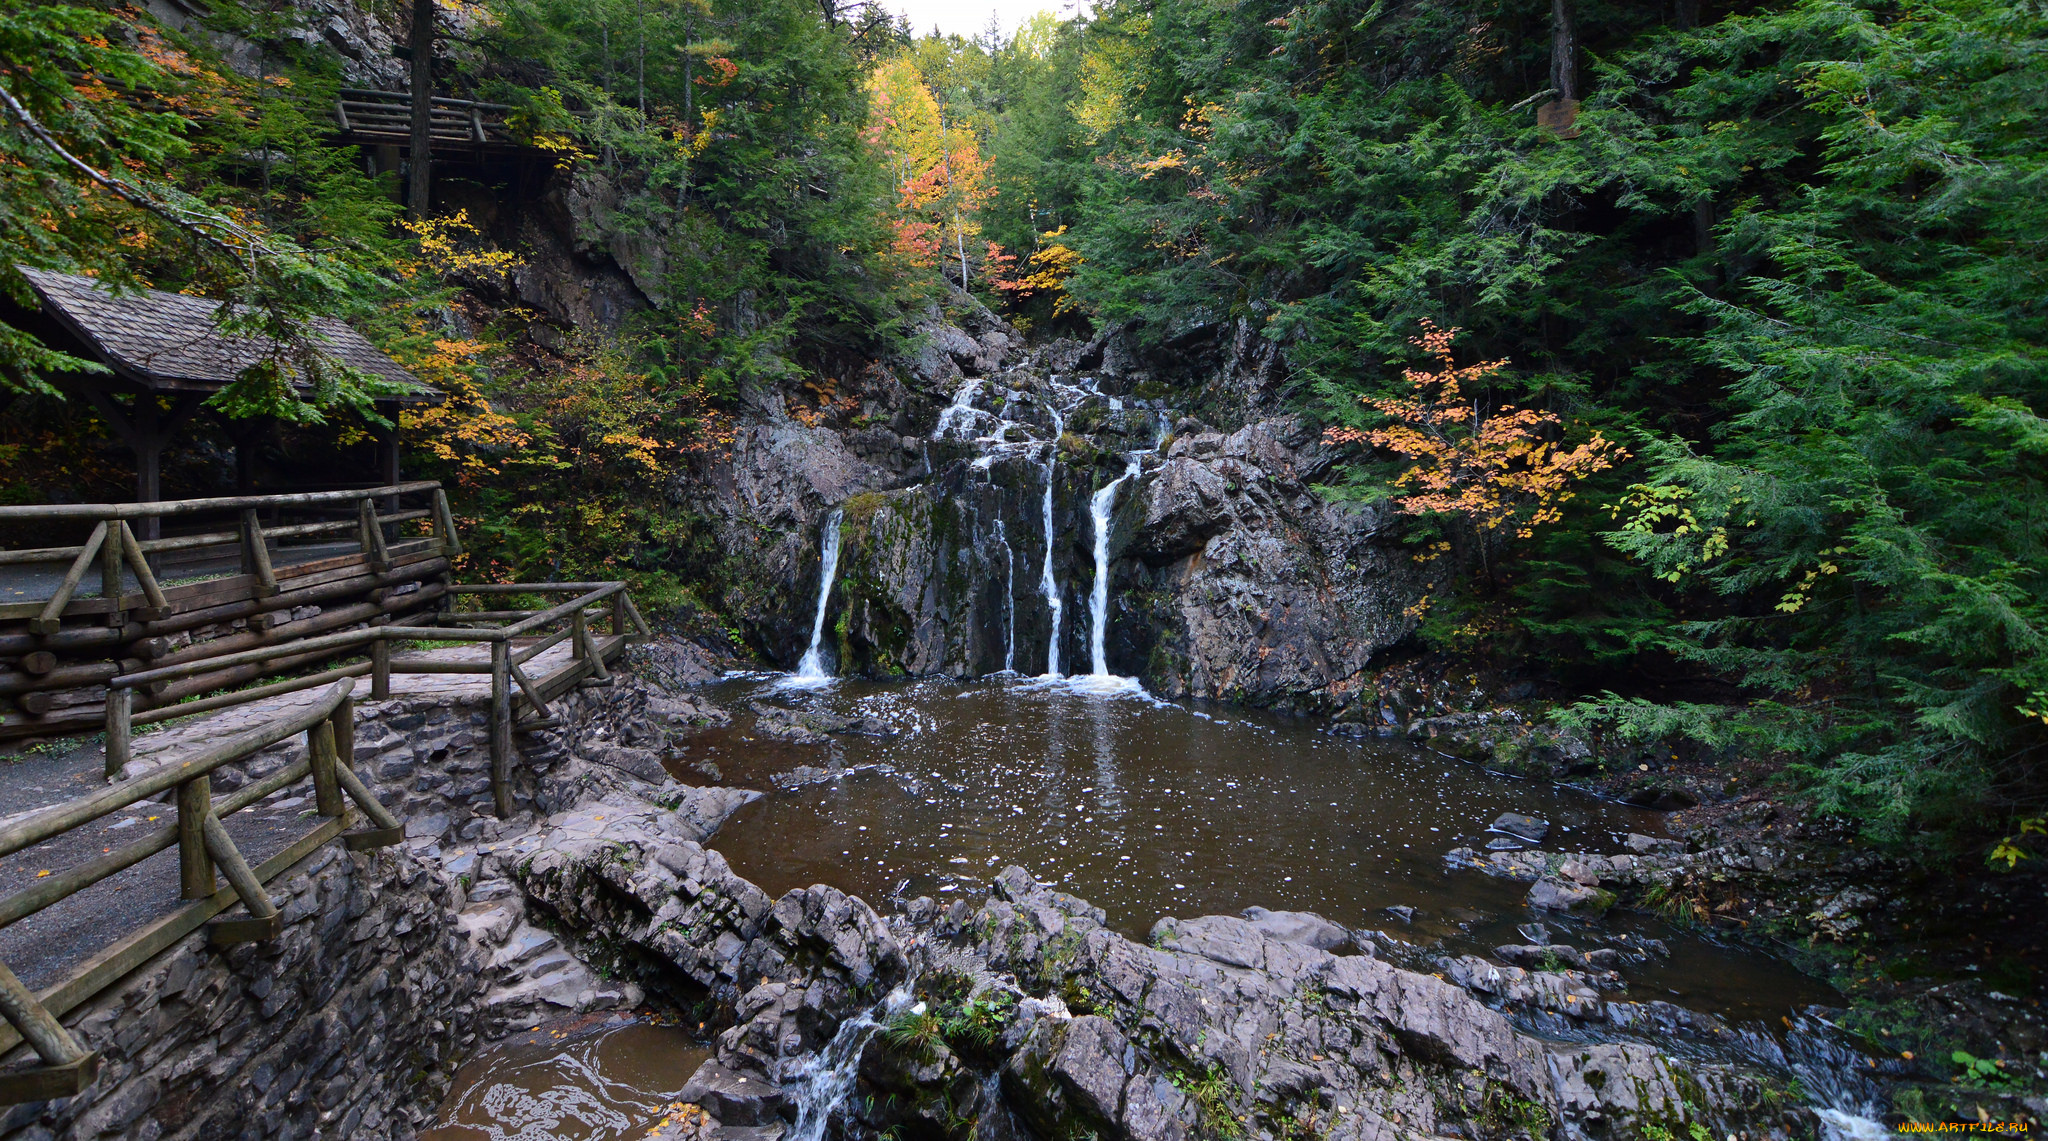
[1132,150,1190,179]
[404,210,522,282]
[1988,818,2045,869]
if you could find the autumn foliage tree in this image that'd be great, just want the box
[1327,321,1625,584]
[865,58,991,287]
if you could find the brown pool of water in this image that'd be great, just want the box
[681,675,1837,1023]
[422,1017,710,1141]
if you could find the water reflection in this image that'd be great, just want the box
[423,1020,709,1141]
[684,676,1836,1022]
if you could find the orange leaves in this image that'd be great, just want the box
[1327,320,1626,540]
[987,228,1083,315]
[694,57,738,87]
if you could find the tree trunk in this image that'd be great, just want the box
[1550,0,1578,104]
[408,0,434,219]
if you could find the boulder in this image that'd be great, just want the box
[1528,876,1614,914]
[1490,812,1551,842]
[1238,906,1349,950]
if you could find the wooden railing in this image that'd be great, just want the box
[1,482,649,810]
[0,487,653,1104]
[103,581,649,816]
[333,88,516,148]
[0,482,457,739]
[0,679,402,1103]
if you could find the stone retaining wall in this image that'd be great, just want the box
[0,677,663,1140]
[0,845,480,1141]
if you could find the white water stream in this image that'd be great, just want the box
[994,518,1016,673]
[1088,457,1142,677]
[793,509,844,681]
[1038,404,1067,678]
[785,987,917,1141]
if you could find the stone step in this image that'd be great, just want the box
[455,897,523,948]
[492,924,557,969]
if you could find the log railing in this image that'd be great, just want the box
[3,484,650,810]
[333,88,515,147]
[0,488,653,1104]
[0,482,457,737]
[0,679,402,1104]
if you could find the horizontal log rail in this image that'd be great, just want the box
[332,89,516,147]
[0,679,406,1105]
[0,482,442,523]
[0,487,653,1103]
[1,484,460,739]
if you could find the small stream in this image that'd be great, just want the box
[422,1019,709,1141]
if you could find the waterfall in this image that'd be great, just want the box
[786,987,916,1141]
[994,519,1016,673]
[1088,458,1141,676]
[1038,404,1067,677]
[933,378,983,440]
[794,509,844,680]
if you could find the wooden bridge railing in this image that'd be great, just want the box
[333,88,516,148]
[0,487,653,1103]
[0,679,401,1103]
[0,482,457,737]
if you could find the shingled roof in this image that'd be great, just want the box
[17,267,434,401]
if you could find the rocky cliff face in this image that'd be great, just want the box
[670,305,1423,706]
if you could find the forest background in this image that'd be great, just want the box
[1,0,2044,871]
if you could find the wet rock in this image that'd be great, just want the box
[649,692,733,729]
[1494,944,1587,970]
[1623,784,1700,811]
[631,639,732,689]
[1490,812,1551,842]
[1122,417,1423,709]
[670,785,763,841]
[1237,905,1349,950]
[1625,832,1684,855]
[750,706,833,745]
[1381,904,1416,923]
[681,1058,789,1126]
[582,741,668,783]
[1528,877,1615,914]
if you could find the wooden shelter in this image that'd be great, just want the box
[6,268,437,536]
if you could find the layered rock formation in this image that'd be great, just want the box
[506,818,1814,1141]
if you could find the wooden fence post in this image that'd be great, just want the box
[28,521,107,635]
[176,777,214,899]
[240,509,279,597]
[431,488,463,559]
[99,517,125,629]
[333,694,355,787]
[0,961,88,1068]
[103,688,132,780]
[309,721,344,818]
[357,499,389,572]
[370,632,391,699]
[489,639,513,818]
[114,522,167,616]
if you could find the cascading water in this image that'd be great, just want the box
[1038,404,1066,678]
[933,378,984,440]
[793,509,844,681]
[1088,457,1142,677]
[994,518,1016,673]
[785,987,918,1141]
